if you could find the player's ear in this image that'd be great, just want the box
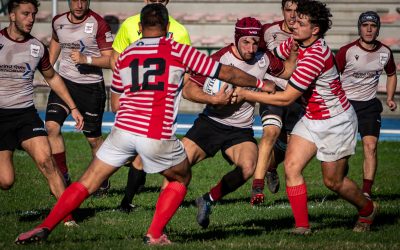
[9,12,16,22]
[167,21,170,31]
[139,22,143,33]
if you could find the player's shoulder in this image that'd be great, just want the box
[88,9,107,23]
[338,40,358,53]
[52,11,68,23]
[377,40,394,53]
[262,20,283,32]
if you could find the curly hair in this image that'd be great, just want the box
[8,0,40,14]
[296,0,332,37]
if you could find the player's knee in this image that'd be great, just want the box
[283,159,300,180]
[87,136,103,150]
[322,176,342,192]
[35,154,56,173]
[238,161,256,179]
[261,126,281,143]
[45,121,61,136]
[0,179,14,190]
[363,141,377,156]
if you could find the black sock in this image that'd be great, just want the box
[120,167,146,206]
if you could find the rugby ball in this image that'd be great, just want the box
[203,78,233,95]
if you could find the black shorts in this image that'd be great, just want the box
[349,98,383,138]
[0,106,47,151]
[45,77,106,138]
[259,101,303,133]
[184,114,257,162]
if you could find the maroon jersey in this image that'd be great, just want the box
[336,39,396,101]
[112,37,221,140]
[259,20,292,52]
[191,44,284,128]
[0,28,51,109]
[52,10,113,84]
[276,37,350,119]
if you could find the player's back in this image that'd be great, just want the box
[112,37,220,140]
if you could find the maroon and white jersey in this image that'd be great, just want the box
[52,10,113,84]
[0,28,51,109]
[275,37,350,120]
[336,40,396,101]
[112,37,221,140]
[191,44,284,128]
[259,20,292,52]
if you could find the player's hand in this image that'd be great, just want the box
[70,50,86,64]
[70,109,84,131]
[212,83,233,106]
[231,87,246,104]
[387,99,397,111]
[260,79,276,94]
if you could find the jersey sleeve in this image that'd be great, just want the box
[38,45,52,72]
[258,23,273,52]
[288,49,325,92]
[335,46,348,74]
[384,49,397,76]
[112,21,131,54]
[111,57,124,94]
[51,16,59,42]
[96,18,114,51]
[274,37,292,60]
[188,49,222,87]
[265,51,284,76]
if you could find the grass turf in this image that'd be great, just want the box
[0,133,399,249]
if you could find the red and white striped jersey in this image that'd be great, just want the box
[259,20,292,52]
[52,10,113,84]
[0,28,51,109]
[190,44,284,128]
[275,37,350,120]
[112,37,221,140]
[335,39,396,101]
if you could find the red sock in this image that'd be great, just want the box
[362,179,374,195]
[209,182,223,201]
[252,179,265,189]
[53,152,68,176]
[286,183,309,228]
[39,182,89,230]
[147,182,187,238]
[359,199,373,217]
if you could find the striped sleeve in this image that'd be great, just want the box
[111,57,123,94]
[288,48,325,92]
[274,37,292,61]
[176,42,221,79]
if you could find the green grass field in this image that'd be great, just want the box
[1,133,399,249]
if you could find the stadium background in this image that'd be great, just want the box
[1,0,399,132]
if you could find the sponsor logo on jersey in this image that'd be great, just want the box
[79,40,86,52]
[379,53,388,66]
[273,34,277,40]
[0,44,4,50]
[30,44,40,58]
[105,31,114,42]
[258,56,266,68]
[84,22,94,34]
[355,55,359,60]
[22,63,33,79]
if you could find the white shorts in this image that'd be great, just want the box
[96,128,187,173]
[292,107,358,162]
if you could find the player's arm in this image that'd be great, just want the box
[235,83,302,106]
[183,78,233,105]
[111,50,119,71]
[48,38,61,66]
[279,42,299,79]
[41,67,84,130]
[386,74,397,111]
[70,49,112,69]
[217,64,275,93]
[111,92,121,113]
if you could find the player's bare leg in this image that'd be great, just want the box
[284,135,316,234]
[21,136,66,199]
[252,125,280,205]
[0,151,15,190]
[361,135,378,197]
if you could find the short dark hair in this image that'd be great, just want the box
[8,0,39,14]
[296,0,332,37]
[281,0,298,9]
[140,3,169,30]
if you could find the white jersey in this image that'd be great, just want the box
[190,44,284,128]
[336,39,396,101]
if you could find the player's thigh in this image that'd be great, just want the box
[0,150,15,189]
[21,136,52,165]
[284,134,317,175]
[224,141,258,169]
[181,137,207,165]
[79,157,119,193]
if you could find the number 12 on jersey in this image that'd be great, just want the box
[129,58,166,92]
